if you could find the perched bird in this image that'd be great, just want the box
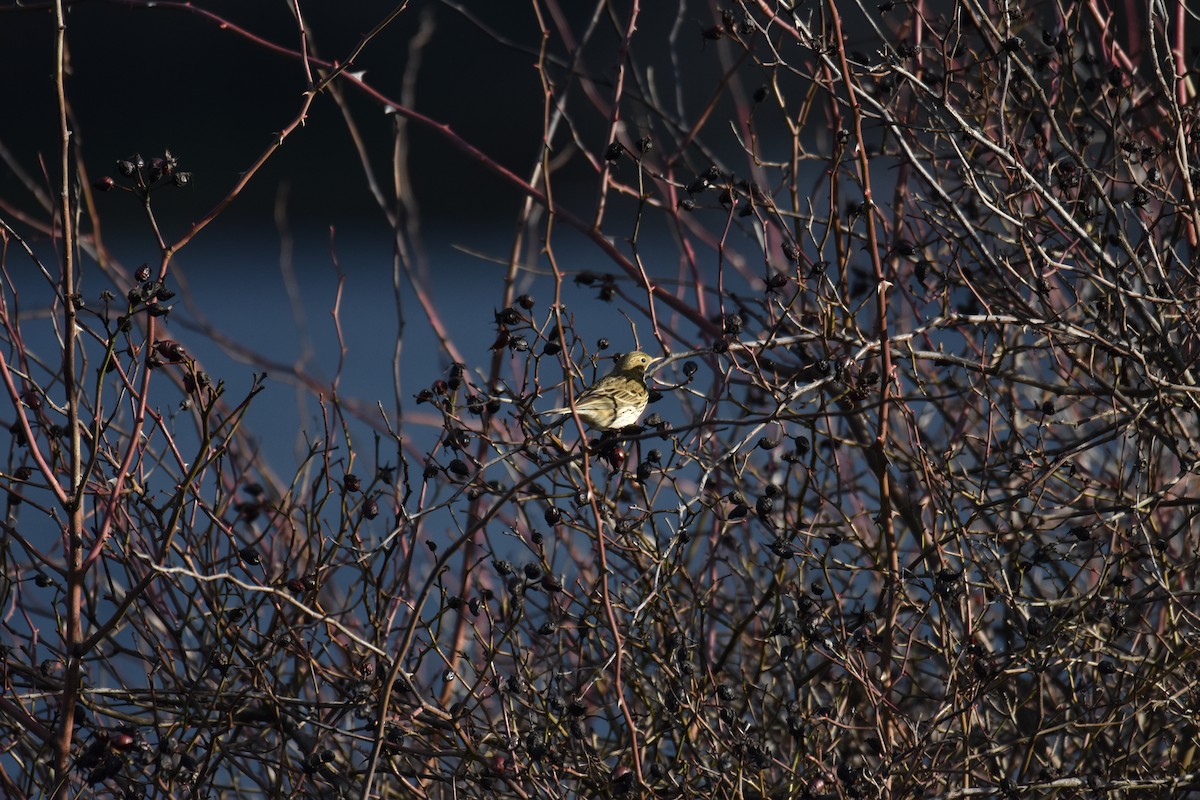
[544,351,655,430]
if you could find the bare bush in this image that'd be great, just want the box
[1,1,1199,798]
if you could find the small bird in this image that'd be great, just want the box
[544,351,656,430]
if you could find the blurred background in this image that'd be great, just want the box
[5,2,555,228]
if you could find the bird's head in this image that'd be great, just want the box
[614,351,655,376]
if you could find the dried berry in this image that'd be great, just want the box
[495,307,521,325]
[756,494,774,518]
